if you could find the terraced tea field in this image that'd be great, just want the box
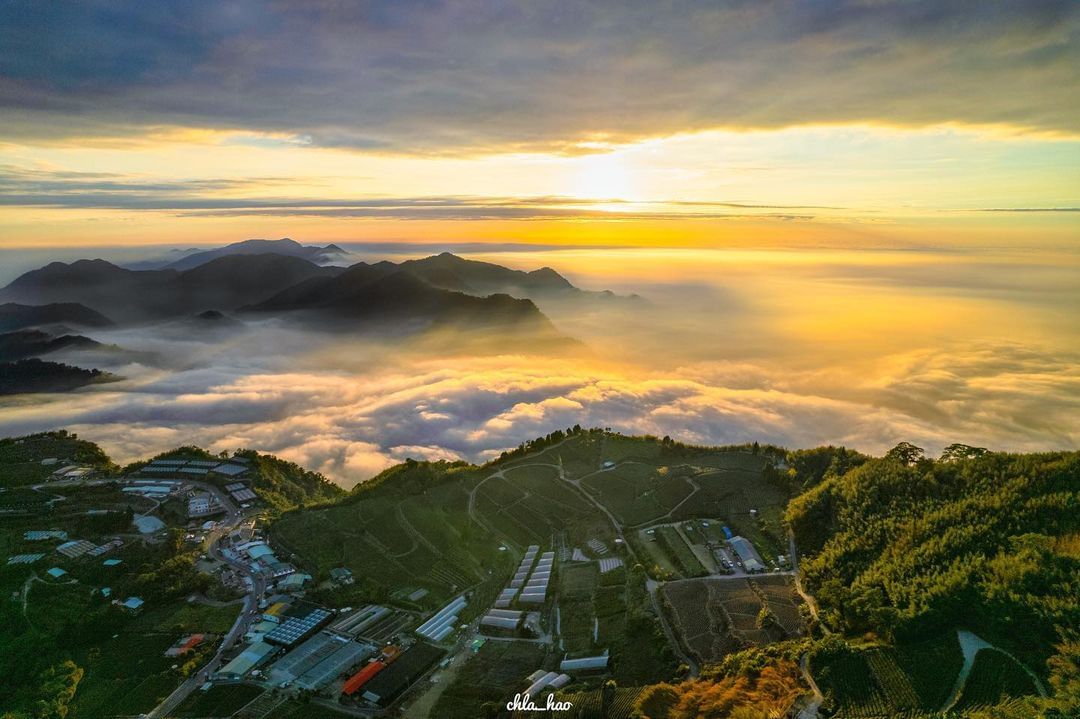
[581,462,694,526]
[955,650,1039,712]
[660,579,738,663]
[813,633,972,718]
[661,575,804,663]
[272,480,509,607]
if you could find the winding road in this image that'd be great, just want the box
[145,484,266,719]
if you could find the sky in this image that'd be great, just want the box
[0,1,1077,483]
[0,0,1077,249]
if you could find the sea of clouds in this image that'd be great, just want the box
[1,247,1075,488]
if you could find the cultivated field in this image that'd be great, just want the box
[581,462,694,526]
[272,479,513,609]
[955,650,1039,712]
[538,686,646,719]
[662,575,804,664]
[655,526,707,577]
[431,640,549,718]
[559,563,600,655]
[174,684,263,717]
[476,463,608,548]
[813,633,970,718]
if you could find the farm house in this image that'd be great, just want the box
[729,536,766,573]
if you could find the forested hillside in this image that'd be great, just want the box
[786,443,1080,717]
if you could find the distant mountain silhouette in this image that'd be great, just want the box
[125,238,348,271]
[0,330,102,362]
[246,268,564,339]
[0,254,342,322]
[0,302,114,332]
[0,251,620,341]
[193,310,234,322]
[398,252,578,298]
[0,358,116,395]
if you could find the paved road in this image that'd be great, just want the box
[145,484,265,718]
[31,473,270,717]
[797,653,824,719]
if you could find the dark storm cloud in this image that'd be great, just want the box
[1,1,1077,151]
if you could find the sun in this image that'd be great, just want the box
[569,151,637,201]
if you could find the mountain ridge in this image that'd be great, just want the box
[123,237,349,271]
[0,249,616,342]
[0,302,114,332]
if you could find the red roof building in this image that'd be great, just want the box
[342,661,385,696]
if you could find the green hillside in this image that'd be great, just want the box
[2,430,1077,718]
[786,443,1079,718]
[0,430,116,487]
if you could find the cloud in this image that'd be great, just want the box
[1,1,1077,152]
[0,165,821,220]
[0,246,1074,488]
[1,339,1074,489]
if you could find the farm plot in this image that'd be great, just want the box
[432,640,548,718]
[475,490,541,546]
[0,487,52,513]
[751,575,803,635]
[174,684,264,718]
[815,651,897,718]
[813,638,966,718]
[955,650,1039,712]
[663,577,804,664]
[656,526,707,577]
[69,624,190,716]
[561,563,598,598]
[558,563,602,656]
[273,488,502,606]
[557,435,603,479]
[476,465,603,548]
[601,434,667,464]
[684,451,768,472]
[541,687,645,719]
[893,633,964,711]
[560,597,596,655]
[478,475,527,507]
[635,528,680,579]
[669,466,783,523]
[864,648,921,712]
[582,463,693,526]
[661,579,737,664]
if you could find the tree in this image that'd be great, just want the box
[940,443,988,462]
[601,679,617,716]
[32,661,83,719]
[633,683,679,718]
[885,441,924,466]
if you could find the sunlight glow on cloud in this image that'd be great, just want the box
[0,244,1074,488]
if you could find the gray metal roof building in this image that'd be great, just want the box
[560,654,609,671]
[729,536,766,572]
[218,641,277,678]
